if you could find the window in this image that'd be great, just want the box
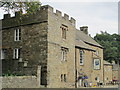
[64,74,66,82]
[0,49,7,59]
[61,74,67,82]
[60,24,68,39]
[61,74,63,82]
[62,28,66,39]
[80,50,84,65]
[61,47,68,61]
[14,28,21,41]
[41,66,47,85]
[13,48,20,59]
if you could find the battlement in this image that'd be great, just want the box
[1,5,76,29]
[45,5,76,26]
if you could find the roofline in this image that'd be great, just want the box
[84,41,103,49]
[2,21,48,30]
[75,46,96,52]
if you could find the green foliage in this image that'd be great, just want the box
[94,32,120,63]
[0,1,41,14]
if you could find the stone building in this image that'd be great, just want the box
[1,5,104,88]
[103,61,119,85]
[112,61,119,82]
[103,61,113,85]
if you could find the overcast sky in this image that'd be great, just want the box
[0,0,119,37]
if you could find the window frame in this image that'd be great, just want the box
[61,47,68,61]
[60,74,67,82]
[80,50,84,65]
[14,28,21,41]
[0,49,7,59]
[13,48,20,59]
[61,24,68,39]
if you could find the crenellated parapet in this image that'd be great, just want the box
[1,5,76,29]
[46,5,76,26]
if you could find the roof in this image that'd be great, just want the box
[104,60,112,65]
[76,29,102,48]
[75,40,95,51]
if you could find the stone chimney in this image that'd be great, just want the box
[80,26,88,35]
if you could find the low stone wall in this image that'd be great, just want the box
[1,76,41,88]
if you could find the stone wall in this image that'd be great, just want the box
[112,70,119,81]
[75,48,93,87]
[89,45,104,85]
[104,65,112,84]
[47,5,76,88]
[1,76,43,88]
[2,5,48,77]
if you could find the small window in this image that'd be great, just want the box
[14,28,21,41]
[62,28,66,39]
[61,74,63,82]
[61,47,68,61]
[13,48,20,59]
[60,74,67,82]
[80,50,84,65]
[61,24,68,39]
[64,74,67,82]
[0,49,7,59]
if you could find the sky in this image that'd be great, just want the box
[0,0,119,37]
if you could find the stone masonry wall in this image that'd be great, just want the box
[2,5,49,77]
[104,65,112,84]
[75,48,93,87]
[1,76,39,88]
[47,5,76,88]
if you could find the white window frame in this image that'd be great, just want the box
[61,48,67,61]
[14,28,21,41]
[80,50,84,65]
[0,49,6,59]
[13,48,20,59]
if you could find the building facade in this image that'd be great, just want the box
[103,61,113,85]
[1,5,104,88]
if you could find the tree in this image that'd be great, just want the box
[0,1,41,15]
[94,32,120,64]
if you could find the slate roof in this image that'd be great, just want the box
[76,29,102,48]
[75,40,95,51]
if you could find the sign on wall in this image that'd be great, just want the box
[94,58,100,70]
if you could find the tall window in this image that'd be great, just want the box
[61,47,68,61]
[13,48,20,59]
[60,24,68,39]
[14,28,21,41]
[64,74,67,82]
[80,50,84,65]
[0,49,7,59]
[62,28,66,39]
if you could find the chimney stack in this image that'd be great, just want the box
[80,26,88,35]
